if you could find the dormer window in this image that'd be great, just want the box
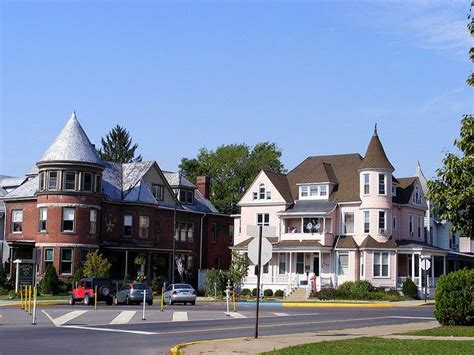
[299,184,329,200]
[179,189,194,204]
[152,184,164,201]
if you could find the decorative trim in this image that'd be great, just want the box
[35,243,99,248]
[37,203,102,210]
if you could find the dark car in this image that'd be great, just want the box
[70,278,115,306]
[114,282,153,305]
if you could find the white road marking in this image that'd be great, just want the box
[110,311,136,325]
[172,312,188,322]
[43,310,88,326]
[389,316,436,320]
[227,312,247,318]
[273,312,289,317]
[63,325,157,335]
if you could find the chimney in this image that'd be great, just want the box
[196,176,210,199]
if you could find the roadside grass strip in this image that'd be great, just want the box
[400,326,474,337]
[261,337,474,354]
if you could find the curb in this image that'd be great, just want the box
[170,336,248,355]
[282,302,394,308]
[0,301,69,307]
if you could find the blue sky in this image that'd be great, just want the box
[1,0,472,180]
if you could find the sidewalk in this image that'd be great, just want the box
[175,321,441,354]
[0,299,69,307]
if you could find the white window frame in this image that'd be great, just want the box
[48,171,58,190]
[363,210,370,233]
[378,173,386,195]
[378,210,386,234]
[44,248,54,269]
[62,208,75,233]
[363,173,370,195]
[39,172,45,191]
[39,207,47,232]
[259,184,266,200]
[300,186,309,198]
[139,216,150,238]
[360,251,365,278]
[337,252,349,276]
[64,171,77,191]
[279,253,286,274]
[299,184,329,200]
[343,212,354,235]
[257,213,270,227]
[152,184,164,201]
[12,209,23,233]
[252,192,258,200]
[373,251,390,278]
[266,190,272,200]
[89,209,98,234]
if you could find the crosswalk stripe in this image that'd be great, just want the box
[228,312,247,318]
[110,311,136,324]
[52,310,88,326]
[273,312,289,317]
[172,312,188,322]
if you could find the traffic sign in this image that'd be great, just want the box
[247,237,273,265]
[421,259,431,271]
[247,225,276,238]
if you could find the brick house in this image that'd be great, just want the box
[3,113,233,288]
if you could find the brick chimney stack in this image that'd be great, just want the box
[196,176,210,199]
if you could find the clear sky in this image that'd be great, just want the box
[1,0,472,180]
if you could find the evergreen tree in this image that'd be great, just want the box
[83,250,112,278]
[41,264,59,295]
[98,125,142,163]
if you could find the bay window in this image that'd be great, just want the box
[338,253,348,276]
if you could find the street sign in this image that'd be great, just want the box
[247,237,273,265]
[421,259,431,271]
[247,225,276,238]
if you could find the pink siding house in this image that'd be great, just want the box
[232,126,471,298]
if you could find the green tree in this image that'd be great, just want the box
[98,125,142,163]
[427,11,473,239]
[83,250,112,278]
[41,264,59,295]
[72,267,84,288]
[227,251,249,290]
[180,142,285,214]
[0,264,7,288]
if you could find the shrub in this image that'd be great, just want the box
[0,264,7,288]
[72,267,84,288]
[252,288,257,297]
[41,264,59,295]
[204,269,228,297]
[337,280,375,300]
[264,289,273,297]
[435,268,474,326]
[402,278,418,299]
[0,287,8,296]
[316,288,340,300]
[274,289,284,298]
[240,288,251,297]
[151,276,165,293]
[57,280,71,295]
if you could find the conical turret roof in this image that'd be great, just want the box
[38,112,104,166]
[359,125,394,171]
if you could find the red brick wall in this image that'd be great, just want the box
[203,214,233,270]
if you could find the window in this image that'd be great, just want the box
[152,184,164,201]
[179,189,194,204]
[378,211,386,233]
[393,216,396,229]
[139,216,150,238]
[414,186,420,204]
[155,220,162,233]
[214,256,221,269]
[373,252,389,277]
[363,211,370,233]
[211,223,217,243]
[229,225,234,242]
[263,262,269,274]
[338,253,348,276]
[324,218,333,233]
[259,184,266,199]
[176,221,194,242]
[266,190,272,200]
[83,173,93,192]
[257,213,270,227]
[343,213,354,234]
[60,248,73,275]
[363,174,370,195]
[12,210,23,232]
[409,215,414,236]
[62,208,75,232]
[124,214,133,237]
[360,251,364,278]
[89,209,98,234]
[39,172,45,191]
[296,253,304,274]
[44,248,54,269]
[279,254,286,274]
[252,192,258,200]
[48,171,58,190]
[64,172,76,190]
[302,217,322,233]
[39,208,47,232]
[418,216,422,239]
[378,173,386,195]
[300,186,308,198]
[320,185,327,196]
[392,185,396,197]
[94,175,101,193]
[310,185,319,196]
[186,255,194,274]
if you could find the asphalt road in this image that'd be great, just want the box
[0,303,436,355]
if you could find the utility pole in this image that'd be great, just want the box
[171,188,178,284]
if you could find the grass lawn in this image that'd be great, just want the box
[262,337,474,354]
[402,326,474,337]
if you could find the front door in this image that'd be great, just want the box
[313,254,320,277]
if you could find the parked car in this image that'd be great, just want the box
[69,278,115,306]
[114,282,153,305]
[163,283,196,305]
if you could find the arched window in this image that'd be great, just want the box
[259,183,265,199]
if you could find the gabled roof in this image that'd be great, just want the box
[288,153,363,203]
[263,170,293,203]
[335,235,358,249]
[392,177,417,205]
[414,161,428,195]
[359,126,394,171]
[38,112,104,167]
[359,235,397,249]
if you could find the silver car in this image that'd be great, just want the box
[164,283,196,305]
[114,282,153,305]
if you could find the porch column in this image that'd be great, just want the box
[443,255,446,275]
[289,252,292,287]
[411,253,415,283]
[124,250,129,278]
[418,253,422,288]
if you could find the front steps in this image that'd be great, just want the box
[285,287,307,301]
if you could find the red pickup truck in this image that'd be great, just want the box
[70,278,114,306]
